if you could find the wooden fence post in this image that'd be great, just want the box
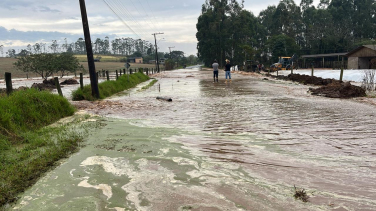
[119,69,122,76]
[54,77,63,97]
[116,70,119,80]
[80,73,84,90]
[130,69,133,74]
[106,71,110,81]
[340,57,344,81]
[290,62,294,74]
[5,72,12,96]
[123,69,125,74]
[311,65,314,76]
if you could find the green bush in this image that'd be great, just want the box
[0,88,75,144]
[72,72,150,101]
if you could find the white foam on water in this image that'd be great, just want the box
[78,179,113,200]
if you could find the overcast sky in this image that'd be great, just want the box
[0,0,320,56]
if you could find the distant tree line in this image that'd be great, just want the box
[3,37,155,58]
[3,36,199,66]
[197,0,376,67]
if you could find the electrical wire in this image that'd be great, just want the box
[102,0,162,42]
[102,0,142,39]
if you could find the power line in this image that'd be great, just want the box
[137,0,162,32]
[145,0,162,32]
[110,0,150,38]
[128,0,159,33]
[102,0,142,39]
[101,0,162,42]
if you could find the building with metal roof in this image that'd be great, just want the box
[346,45,376,69]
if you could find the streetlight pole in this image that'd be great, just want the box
[153,32,164,73]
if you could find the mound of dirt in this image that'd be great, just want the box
[31,83,56,91]
[309,81,366,98]
[268,73,366,98]
[60,78,79,85]
[268,73,335,85]
[43,78,56,85]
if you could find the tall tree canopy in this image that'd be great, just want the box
[197,0,376,66]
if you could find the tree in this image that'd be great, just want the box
[197,0,251,67]
[57,53,83,77]
[49,40,59,53]
[0,45,3,57]
[33,43,42,54]
[75,38,86,54]
[14,53,83,80]
[266,34,299,62]
[61,38,69,53]
[6,49,16,58]
[14,54,57,79]
[18,49,30,57]
[131,51,143,57]
[187,55,198,65]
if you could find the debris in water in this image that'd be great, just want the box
[156,96,172,102]
[294,185,309,202]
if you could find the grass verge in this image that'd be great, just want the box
[0,114,103,208]
[0,89,93,207]
[141,79,158,90]
[0,88,75,142]
[72,72,150,101]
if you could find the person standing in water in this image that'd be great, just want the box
[212,59,219,83]
[224,59,232,83]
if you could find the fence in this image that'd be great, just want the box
[2,67,164,97]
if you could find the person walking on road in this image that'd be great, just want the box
[224,59,232,83]
[212,59,219,83]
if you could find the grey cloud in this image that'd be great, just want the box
[0,26,119,46]
[34,6,61,13]
[0,0,33,10]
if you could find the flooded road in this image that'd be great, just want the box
[13,68,376,211]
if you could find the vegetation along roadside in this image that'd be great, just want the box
[1,66,151,208]
[72,71,150,101]
[0,88,102,208]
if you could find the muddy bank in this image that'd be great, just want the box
[267,73,366,98]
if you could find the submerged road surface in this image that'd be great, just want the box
[13,68,376,211]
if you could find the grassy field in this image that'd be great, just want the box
[0,56,157,79]
[75,54,125,62]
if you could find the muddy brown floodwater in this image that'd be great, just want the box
[12,68,376,211]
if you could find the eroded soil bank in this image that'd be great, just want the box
[12,68,376,211]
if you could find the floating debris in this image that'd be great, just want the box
[294,185,309,202]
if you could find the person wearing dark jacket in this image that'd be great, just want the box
[224,59,232,83]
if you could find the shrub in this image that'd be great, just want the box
[72,72,149,101]
[0,88,75,143]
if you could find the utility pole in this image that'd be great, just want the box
[79,0,99,98]
[152,32,164,73]
[168,46,175,59]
